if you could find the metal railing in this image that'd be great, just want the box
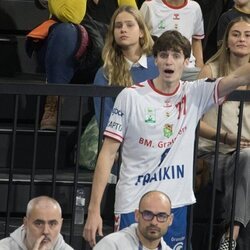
[193,89,250,250]
[0,81,249,250]
[0,82,122,249]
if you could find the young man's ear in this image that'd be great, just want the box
[184,58,189,67]
[154,57,158,66]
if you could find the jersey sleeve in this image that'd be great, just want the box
[189,78,225,118]
[140,2,153,33]
[103,88,131,142]
[192,2,205,40]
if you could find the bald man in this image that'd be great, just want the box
[0,196,73,250]
[94,191,173,250]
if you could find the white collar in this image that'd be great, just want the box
[125,54,148,70]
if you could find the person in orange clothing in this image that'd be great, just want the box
[30,0,138,130]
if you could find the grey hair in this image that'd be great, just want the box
[26,196,62,217]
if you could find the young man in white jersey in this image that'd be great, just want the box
[140,0,204,81]
[94,191,173,250]
[83,30,250,249]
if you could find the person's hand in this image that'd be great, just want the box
[32,235,52,250]
[83,211,103,247]
[225,132,250,148]
[240,138,250,148]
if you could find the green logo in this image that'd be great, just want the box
[158,20,166,30]
[163,124,173,138]
[145,108,156,124]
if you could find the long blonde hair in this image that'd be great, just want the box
[207,16,250,76]
[102,5,154,86]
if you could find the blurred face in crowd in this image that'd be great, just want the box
[113,11,143,51]
[234,0,250,7]
[135,192,173,247]
[227,21,250,57]
[23,199,63,250]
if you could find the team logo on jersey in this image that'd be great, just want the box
[173,13,180,20]
[158,20,166,30]
[145,107,156,124]
[163,124,173,138]
[111,108,124,117]
[164,101,174,117]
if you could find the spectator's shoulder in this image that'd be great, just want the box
[64,243,74,250]
[94,67,108,86]
[118,82,145,98]
[141,0,155,7]
[0,237,14,250]
[188,0,202,10]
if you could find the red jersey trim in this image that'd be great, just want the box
[214,77,226,105]
[162,0,188,9]
[148,79,180,96]
[104,131,123,142]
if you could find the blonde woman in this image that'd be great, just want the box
[198,16,250,250]
[93,5,158,130]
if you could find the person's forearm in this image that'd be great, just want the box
[192,39,204,68]
[88,160,112,214]
[87,140,118,214]
[218,63,250,98]
[199,121,227,144]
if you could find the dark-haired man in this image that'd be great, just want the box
[94,191,173,250]
[84,29,250,249]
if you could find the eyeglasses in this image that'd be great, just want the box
[139,210,170,223]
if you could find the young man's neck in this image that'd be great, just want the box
[153,77,180,94]
[136,228,161,249]
[163,0,186,7]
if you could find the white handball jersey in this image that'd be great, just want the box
[104,79,223,213]
[140,0,204,67]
